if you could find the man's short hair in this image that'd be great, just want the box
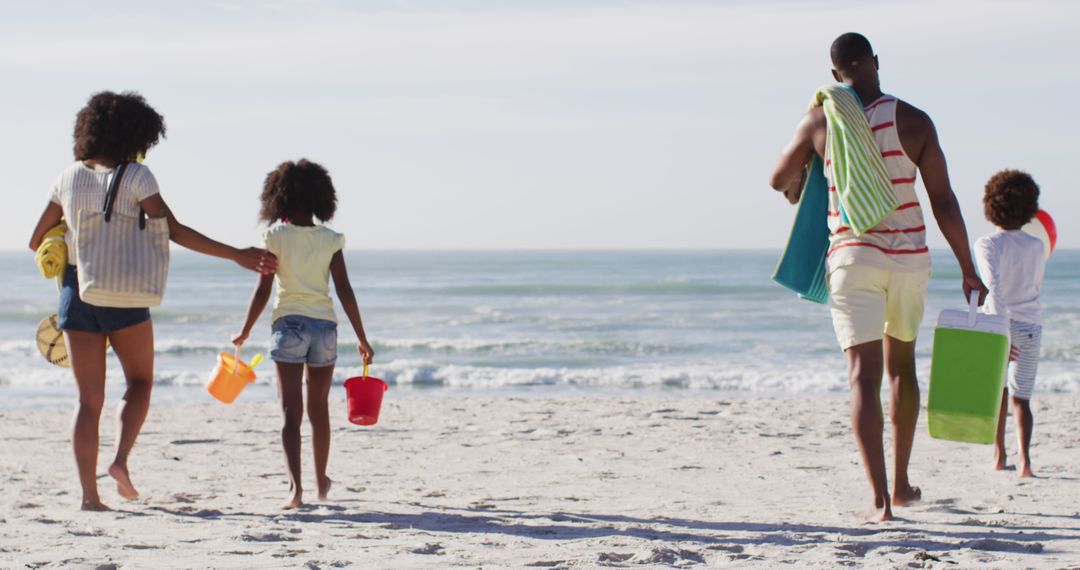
[831,33,874,71]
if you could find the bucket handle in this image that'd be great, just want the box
[360,362,387,392]
[967,290,980,327]
[233,344,242,376]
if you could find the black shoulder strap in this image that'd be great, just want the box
[102,162,129,223]
[100,162,147,230]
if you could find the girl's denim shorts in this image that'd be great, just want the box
[270,315,338,367]
[58,266,151,334]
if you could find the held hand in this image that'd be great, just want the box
[1009,345,1020,362]
[235,248,278,275]
[358,340,375,365]
[231,331,248,347]
[962,274,988,305]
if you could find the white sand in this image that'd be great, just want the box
[1,394,1078,568]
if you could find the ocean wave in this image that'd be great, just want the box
[0,337,684,359]
[3,358,1078,394]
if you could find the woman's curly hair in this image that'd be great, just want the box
[983,169,1039,230]
[260,159,337,224]
[73,91,166,162]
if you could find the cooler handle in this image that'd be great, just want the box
[967,290,980,327]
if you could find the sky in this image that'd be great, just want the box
[2,0,1077,251]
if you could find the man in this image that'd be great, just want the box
[768,33,986,521]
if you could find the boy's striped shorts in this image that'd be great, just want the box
[1008,320,1042,401]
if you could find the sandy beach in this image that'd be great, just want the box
[1,394,1077,568]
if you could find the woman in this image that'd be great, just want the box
[28,91,276,511]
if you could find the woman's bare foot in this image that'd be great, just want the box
[1019,463,1034,478]
[317,477,332,501]
[892,485,921,507]
[108,463,139,500]
[81,498,111,511]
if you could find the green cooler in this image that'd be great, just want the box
[927,292,1010,444]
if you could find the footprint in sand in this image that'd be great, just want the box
[240,532,300,543]
[410,543,445,555]
[636,548,706,565]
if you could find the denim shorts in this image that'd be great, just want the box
[270,315,338,367]
[58,266,151,334]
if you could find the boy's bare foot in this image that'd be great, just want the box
[994,451,1007,471]
[281,494,303,510]
[108,463,139,500]
[317,477,332,501]
[892,485,922,507]
[81,498,111,511]
[1019,464,1034,478]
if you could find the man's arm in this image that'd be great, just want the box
[910,107,987,303]
[769,108,825,204]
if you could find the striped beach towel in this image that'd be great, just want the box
[772,155,831,304]
[772,84,899,303]
[813,84,898,234]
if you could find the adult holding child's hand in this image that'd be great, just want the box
[27,91,275,512]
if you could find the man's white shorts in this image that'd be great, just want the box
[827,265,931,350]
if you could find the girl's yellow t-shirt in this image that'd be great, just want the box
[263,224,346,324]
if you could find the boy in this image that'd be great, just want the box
[974,169,1046,478]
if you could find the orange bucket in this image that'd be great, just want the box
[344,363,388,425]
[206,349,256,404]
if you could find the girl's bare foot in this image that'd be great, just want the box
[317,477,332,501]
[1019,463,1034,478]
[892,485,922,507]
[81,498,111,511]
[108,463,139,500]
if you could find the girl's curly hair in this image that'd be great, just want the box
[73,91,166,162]
[260,159,337,224]
[983,169,1039,230]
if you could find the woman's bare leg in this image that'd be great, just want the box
[276,361,306,509]
[106,320,155,500]
[66,330,109,511]
[305,365,335,500]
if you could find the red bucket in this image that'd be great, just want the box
[344,363,388,426]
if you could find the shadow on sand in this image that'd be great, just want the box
[148,501,1071,555]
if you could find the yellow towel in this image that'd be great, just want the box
[35,222,68,287]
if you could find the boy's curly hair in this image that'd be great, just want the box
[983,169,1039,230]
[260,159,337,224]
[73,91,166,162]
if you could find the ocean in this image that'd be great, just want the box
[2,250,1077,408]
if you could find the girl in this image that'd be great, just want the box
[28,91,275,511]
[232,159,374,509]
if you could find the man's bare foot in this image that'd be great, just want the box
[859,505,893,522]
[281,494,303,510]
[892,485,921,507]
[1019,464,1034,478]
[108,463,139,500]
[81,498,111,511]
[317,477,332,501]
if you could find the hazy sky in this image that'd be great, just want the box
[3,0,1077,250]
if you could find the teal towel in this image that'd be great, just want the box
[772,154,830,304]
